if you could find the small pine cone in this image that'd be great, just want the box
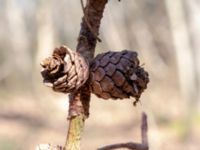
[89,50,149,102]
[40,45,89,93]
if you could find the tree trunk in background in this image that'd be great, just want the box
[185,0,200,104]
[165,0,198,138]
[35,0,55,67]
[5,0,31,76]
[129,1,168,75]
[165,0,197,105]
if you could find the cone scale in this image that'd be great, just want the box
[90,50,149,103]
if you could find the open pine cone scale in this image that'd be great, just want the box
[40,46,89,93]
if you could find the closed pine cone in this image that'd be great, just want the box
[89,50,149,102]
[40,45,89,93]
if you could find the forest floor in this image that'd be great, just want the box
[0,93,200,150]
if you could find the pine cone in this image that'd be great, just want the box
[89,50,149,103]
[40,45,89,93]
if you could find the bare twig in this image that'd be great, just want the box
[80,0,102,42]
[97,112,148,150]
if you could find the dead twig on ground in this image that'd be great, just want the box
[97,112,148,150]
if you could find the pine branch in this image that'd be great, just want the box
[64,0,108,150]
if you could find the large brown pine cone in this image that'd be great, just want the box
[40,45,89,93]
[89,50,149,102]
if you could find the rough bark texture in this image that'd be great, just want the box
[76,0,108,60]
[67,0,108,119]
[65,0,108,150]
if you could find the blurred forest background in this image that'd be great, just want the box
[0,0,200,150]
